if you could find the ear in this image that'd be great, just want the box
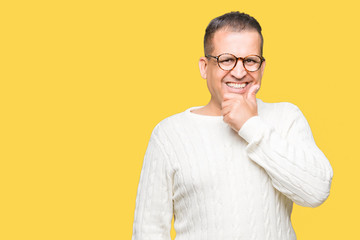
[260,59,266,77]
[199,57,208,79]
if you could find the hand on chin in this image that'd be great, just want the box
[221,84,259,132]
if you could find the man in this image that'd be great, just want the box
[132,12,333,240]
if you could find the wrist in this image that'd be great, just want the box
[238,116,265,143]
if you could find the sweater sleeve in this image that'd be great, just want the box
[132,130,174,240]
[238,105,333,207]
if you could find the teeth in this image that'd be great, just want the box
[226,82,247,89]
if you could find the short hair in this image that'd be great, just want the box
[204,11,264,56]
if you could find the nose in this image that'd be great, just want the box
[230,59,247,79]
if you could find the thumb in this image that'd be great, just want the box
[247,84,259,102]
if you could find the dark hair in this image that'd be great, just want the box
[204,11,263,55]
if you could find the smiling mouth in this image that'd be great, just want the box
[226,82,249,89]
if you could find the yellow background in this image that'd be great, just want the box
[1,0,359,239]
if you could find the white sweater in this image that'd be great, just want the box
[132,99,333,240]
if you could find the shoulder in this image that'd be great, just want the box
[257,99,307,131]
[147,109,192,158]
[150,109,189,141]
[257,99,301,116]
[155,110,188,130]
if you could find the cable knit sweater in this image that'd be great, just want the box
[132,99,333,240]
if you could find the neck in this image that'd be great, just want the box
[191,100,222,116]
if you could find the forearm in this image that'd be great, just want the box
[239,116,333,207]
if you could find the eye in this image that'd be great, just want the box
[219,57,235,65]
[245,58,256,63]
[244,57,261,66]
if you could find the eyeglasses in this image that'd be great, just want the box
[206,53,265,72]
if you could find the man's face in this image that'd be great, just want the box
[199,30,265,114]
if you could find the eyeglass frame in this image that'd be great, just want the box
[205,53,266,72]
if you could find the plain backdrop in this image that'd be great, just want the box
[1,0,359,239]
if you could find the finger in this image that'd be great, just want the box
[221,97,245,111]
[223,92,243,101]
[247,84,260,102]
[221,104,232,116]
[223,114,230,124]
[221,98,237,109]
